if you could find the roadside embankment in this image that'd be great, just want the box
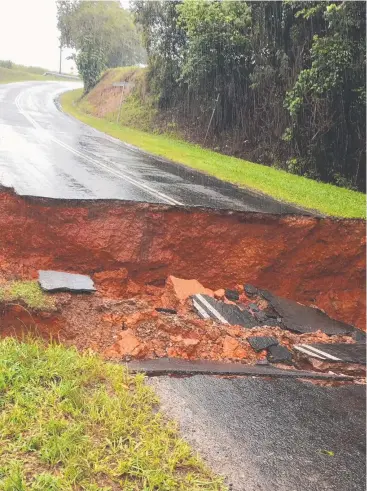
[60,67,366,219]
[0,186,365,330]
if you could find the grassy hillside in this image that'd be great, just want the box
[60,68,366,219]
[0,60,75,84]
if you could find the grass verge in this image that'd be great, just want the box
[61,88,365,218]
[0,67,67,84]
[0,281,54,310]
[0,67,49,84]
[0,337,225,490]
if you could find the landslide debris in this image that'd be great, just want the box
[0,273,361,377]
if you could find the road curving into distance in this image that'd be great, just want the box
[0,80,304,213]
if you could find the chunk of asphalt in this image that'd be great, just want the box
[294,343,366,365]
[225,289,239,301]
[254,310,268,323]
[352,330,366,343]
[38,270,96,293]
[261,290,355,336]
[244,284,258,296]
[248,336,278,352]
[262,318,280,327]
[155,308,177,315]
[267,344,293,364]
[125,358,353,380]
[192,294,258,328]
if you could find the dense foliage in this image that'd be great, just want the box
[57,0,145,92]
[132,0,366,190]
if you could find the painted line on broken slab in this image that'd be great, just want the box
[192,298,211,320]
[195,294,229,324]
[295,344,342,361]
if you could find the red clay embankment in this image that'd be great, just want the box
[0,187,365,329]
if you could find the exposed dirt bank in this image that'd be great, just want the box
[0,186,365,329]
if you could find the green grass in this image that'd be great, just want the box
[0,67,73,84]
[0,67,50,84]
[0,281,54,310]
[0,337,225,490]
[61,88,366,219]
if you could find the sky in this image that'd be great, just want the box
[0,0,129,72]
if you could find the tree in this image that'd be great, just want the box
[131,0,366,190]
[57,0,145,92]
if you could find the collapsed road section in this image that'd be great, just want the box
[0,185,365,379]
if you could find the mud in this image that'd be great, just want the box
[0,186,365,329]
[0,279,358,367]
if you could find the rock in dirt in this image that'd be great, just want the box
[248,336,278,352]
[161,276,213,309]
[214,289,225,299]
[38,270,96,293]
[267,344,293,364]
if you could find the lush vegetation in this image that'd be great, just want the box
[57,0,145,92]
[132,1,366,192]
[0,337,224,490]
[61,88,365,218]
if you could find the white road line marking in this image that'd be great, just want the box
[300,344,342,361]
[294,345,326,360]
[195,294,229,324]
[15,90,184,206]
[192,299,211,320]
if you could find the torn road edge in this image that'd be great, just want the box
[125,359,354,380]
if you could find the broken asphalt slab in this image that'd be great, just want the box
[38,270,96,293]
[248,336,278,352]
[192,294,258,327]
[261,290,356,335]
[294,343,366,364]
[126,358,353,380]
[267,344,293,364]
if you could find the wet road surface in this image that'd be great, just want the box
[0,81,303,212]
[150,376,366,491]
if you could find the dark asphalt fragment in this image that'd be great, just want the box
[352,330,366,343]
[193,294,258,328]
[248,336,279,352]
[262,290,355,336]
[126,358,351,380]
[38,270,96,293]
[156,307,177,315]
[267,344,293,364]
[225,289,239,301]
[254,310,268,323]
[298,343,366,364]
[244,284,258,296]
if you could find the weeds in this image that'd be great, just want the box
[0,338,225,490]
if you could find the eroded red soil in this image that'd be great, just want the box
[0,187,365,329]
[0,277,357,371]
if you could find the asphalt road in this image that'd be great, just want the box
[0,81,302,213]
[150,376,366,491]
